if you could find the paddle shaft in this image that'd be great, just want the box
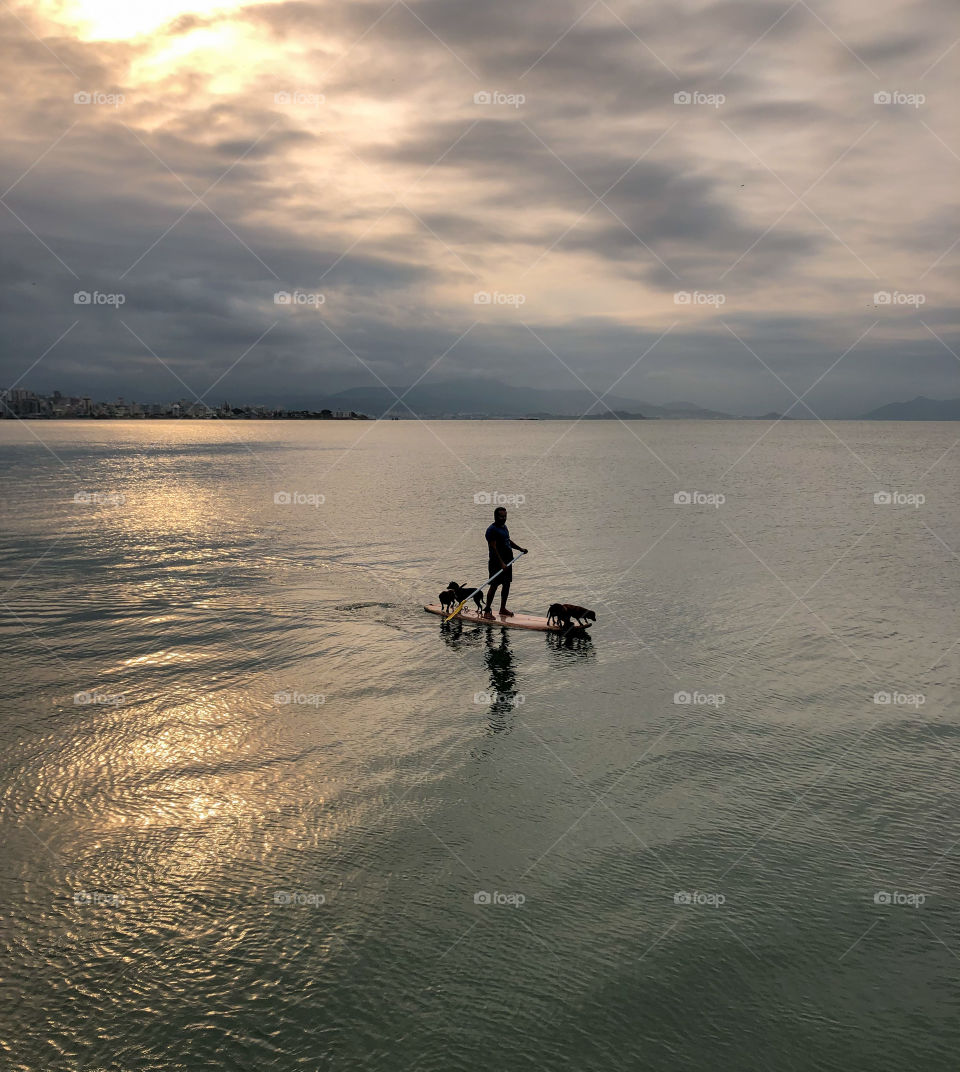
[444,550,527,621]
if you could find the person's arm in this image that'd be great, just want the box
[509,540,528,554]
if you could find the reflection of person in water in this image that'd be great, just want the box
[486,627,516,703]
[483,627,519,736]
[436,619,519,724]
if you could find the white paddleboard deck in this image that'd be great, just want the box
[424,603,564,632]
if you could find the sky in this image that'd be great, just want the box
[1,0,958,416]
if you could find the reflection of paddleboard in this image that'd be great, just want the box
[424,604,564,632]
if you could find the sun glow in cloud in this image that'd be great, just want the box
[132,22,250,86]
[42,0,303,94]
[49,0,239,40]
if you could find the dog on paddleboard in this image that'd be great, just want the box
[439,589,457,614]
[547,603,596,630]
[447,582,484,613]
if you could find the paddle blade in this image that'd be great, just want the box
[443,599,466,622]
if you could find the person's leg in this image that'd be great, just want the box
[498,568,513,614]
[484,574,501,614]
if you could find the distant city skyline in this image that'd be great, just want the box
[0,387,368,420]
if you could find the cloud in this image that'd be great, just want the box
[0,0,957,416]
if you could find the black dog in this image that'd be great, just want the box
[439,589,456,614]
[447,581,484,613]
[561,603,596,627]
[547,602,597,629]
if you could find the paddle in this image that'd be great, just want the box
[444,550,528,622]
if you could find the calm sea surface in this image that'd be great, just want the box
[2,419,959,1071]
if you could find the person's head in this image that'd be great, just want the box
[494,507,507,524]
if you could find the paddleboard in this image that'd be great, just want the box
[424,603,566,632]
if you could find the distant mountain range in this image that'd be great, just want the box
[322,380,736,419]
[320,381,960,420]
[857,396,960,420]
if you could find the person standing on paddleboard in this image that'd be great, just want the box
[482,506,527,619]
